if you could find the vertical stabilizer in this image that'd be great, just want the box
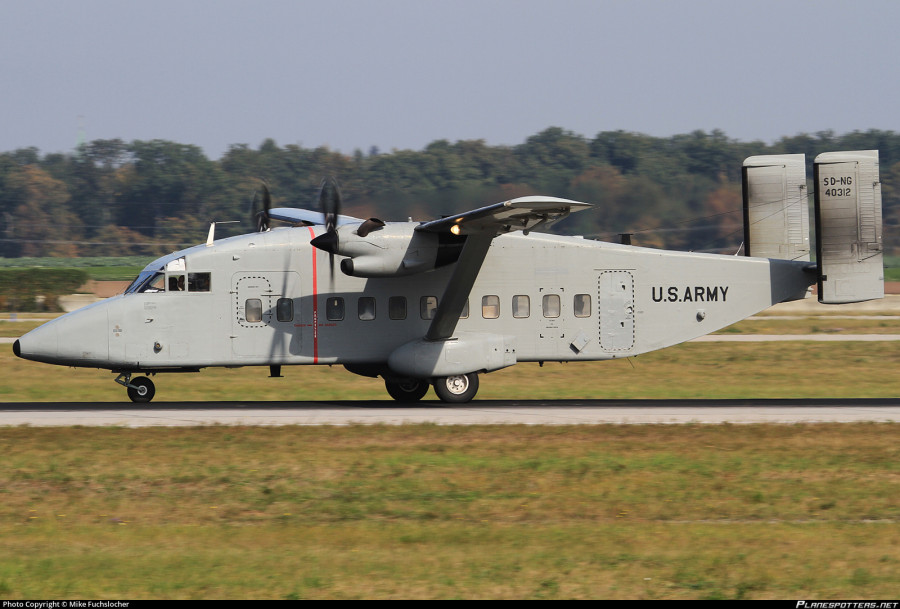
[814,150,883,304]
[742,154,809,260]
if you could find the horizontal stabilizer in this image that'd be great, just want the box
[742,154,809,260]
[814,150,884,304]
[416,196,591,237]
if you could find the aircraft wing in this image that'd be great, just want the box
[268,207,363,227]
[420,196,591,341]
[415,196,591,236]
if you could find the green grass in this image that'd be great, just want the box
[0,424,898,598]
[3,314,900,598]
[5,337,900,402]
[79,266,144,281]
[715,317,900,334]
[0,257,150,281]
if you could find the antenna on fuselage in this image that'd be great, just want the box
[207,220,239,246]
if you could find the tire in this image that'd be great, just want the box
[433,373,479,403]
[385,378,429,403]
[127,377,156,403]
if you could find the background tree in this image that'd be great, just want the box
[0,128,897,258]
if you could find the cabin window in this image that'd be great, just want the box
[276,298,293,322]
[482,295,500,319]
[460,299,469,319]
[168,275,185,291]
[358,297,376,321]
[326,297,345,321]
[542,294,560,318]
[188,272,211,292]
[389,296,407,320]
[420,296,438,320]
[246,298,263,323]
[512,295,530,318]
[574,294,591,318]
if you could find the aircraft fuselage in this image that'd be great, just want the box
[15,226,813,374]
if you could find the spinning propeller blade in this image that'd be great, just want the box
[319,176,342,277]
[250,181,272,232]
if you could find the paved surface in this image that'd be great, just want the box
[691,334,900,341]
[1,399,899,427]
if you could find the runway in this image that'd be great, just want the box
[1,398,899,427]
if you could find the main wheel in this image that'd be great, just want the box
[433,373,479,403]
[385,378,429,403]
[127,377,156,403]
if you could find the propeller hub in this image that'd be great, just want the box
[310,230,339,254]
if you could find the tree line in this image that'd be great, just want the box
[1,127,898,259]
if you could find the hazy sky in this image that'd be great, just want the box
[3,0,900,159]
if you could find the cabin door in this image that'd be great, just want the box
[231,272,301,358]
[599,271,635,352]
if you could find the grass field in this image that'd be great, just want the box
[4,327,900,401]
[0,424,898,599]
[2,315,900,598]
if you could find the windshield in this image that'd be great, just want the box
[125,271,165,294]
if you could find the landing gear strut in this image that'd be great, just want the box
[115,373,156,403]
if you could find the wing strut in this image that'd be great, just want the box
[418,196,592,342]
[425,234,493,341]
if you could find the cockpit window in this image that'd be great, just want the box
[126,271,166,294]
[168,275,185,291]
[142,273,166,293]
[188,272,211,292]
[126,266,211,295]
[125,271,155,294]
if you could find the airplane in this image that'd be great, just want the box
[13,150,884,404]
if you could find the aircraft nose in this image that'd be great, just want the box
[15,321,59,364]
[16,301,109,366]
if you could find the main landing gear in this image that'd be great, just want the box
[115,373,156,403]
[384,372,480,404]
[433,373,479,403]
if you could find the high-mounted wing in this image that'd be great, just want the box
[420,196,592,340]
[268,207,363,227]
[416,196,591,236]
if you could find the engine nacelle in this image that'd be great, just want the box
[312,222,465,278]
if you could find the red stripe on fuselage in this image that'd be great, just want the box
[307,226,319,363]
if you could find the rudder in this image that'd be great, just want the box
[814,150,884,304]
[742,154,810,261]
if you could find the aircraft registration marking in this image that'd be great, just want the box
[651,286,729,303]
[822,175,853,198]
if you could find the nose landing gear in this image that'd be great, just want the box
[114,373,156,403]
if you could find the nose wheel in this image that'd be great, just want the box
[115,373,156,403]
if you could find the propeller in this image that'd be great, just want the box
[249,181,272,232]
[318,176,342,277]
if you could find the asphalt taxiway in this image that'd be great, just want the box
[1,398,899,427]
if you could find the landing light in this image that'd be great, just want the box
[450,224,461,236]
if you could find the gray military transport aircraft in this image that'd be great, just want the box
[13,150,884,404]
